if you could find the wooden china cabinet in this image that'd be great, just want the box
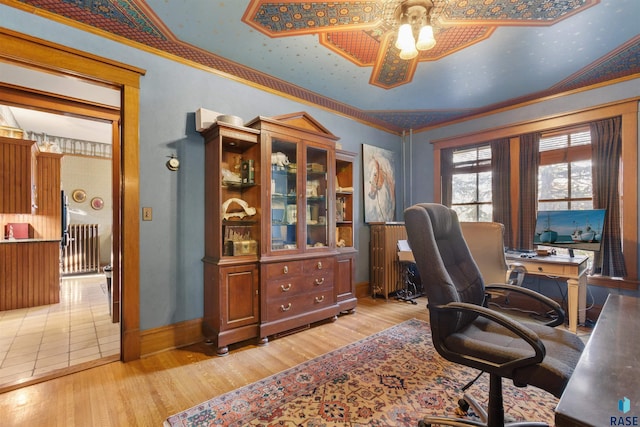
[201,122,261,356]
[200,112,356,355]
[247,112,342,343]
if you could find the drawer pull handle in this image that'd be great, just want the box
[283,266,288,274]
[315,277,325,285]
[315,295,325,303]
[317,261,323,270]
[280,283,292,292]
[280,303,292,312]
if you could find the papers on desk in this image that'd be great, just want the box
[397,240,415,262]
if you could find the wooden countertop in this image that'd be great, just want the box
[0,238,60,244]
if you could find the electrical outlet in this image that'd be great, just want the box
[142,207,152,221]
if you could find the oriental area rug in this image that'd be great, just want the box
[165,319,556,426]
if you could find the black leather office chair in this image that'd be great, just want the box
[404,203,585,427]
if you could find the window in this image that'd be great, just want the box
[451,145,492,221]
[538,128,592,211]
[537,128,594,258]
[432,100,638,284]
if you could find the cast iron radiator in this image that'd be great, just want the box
[62,224,100,275]
[369,222,407,299]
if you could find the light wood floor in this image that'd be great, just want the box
[0,296,429,426]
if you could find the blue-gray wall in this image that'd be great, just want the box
[0,6,402,330]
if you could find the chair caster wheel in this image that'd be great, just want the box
[418,420,431,427]
[458,398,470,413]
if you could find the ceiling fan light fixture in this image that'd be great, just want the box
[416,24,436,51]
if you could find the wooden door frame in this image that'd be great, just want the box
[0,28,146,361]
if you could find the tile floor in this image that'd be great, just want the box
[0,274,120,386]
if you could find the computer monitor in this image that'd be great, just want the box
[534,209,606,257]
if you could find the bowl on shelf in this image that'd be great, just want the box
[216,114,244,127]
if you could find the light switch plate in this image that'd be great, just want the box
[142,207,152,221]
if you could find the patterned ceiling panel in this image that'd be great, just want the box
[370,33,417,89]
[321,30,381,66]
[6,0,639,133]
[368,108,477,130]
[320,21,493,87]
[31,0,167,41]
[243,1,382,34]
[435,0,597,23]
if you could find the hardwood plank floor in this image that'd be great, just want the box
[0,297,429,426]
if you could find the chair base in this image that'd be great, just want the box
[418,373,549,427]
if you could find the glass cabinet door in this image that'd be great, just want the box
[270,138,298,251]
[306,145,329,249]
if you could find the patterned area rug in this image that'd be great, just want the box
[165,319,557,426]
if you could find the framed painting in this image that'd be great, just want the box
[362,144,397,223]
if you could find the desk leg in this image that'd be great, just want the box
[566,278,578,333]
[566,276,587,334]
[578,273,587,326]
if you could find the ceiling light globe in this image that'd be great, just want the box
[395,23,416,51]
[416,25,436,51]
[399,45,419,60]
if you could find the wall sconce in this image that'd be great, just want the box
[166,154,180,171]
[395,0,436,60]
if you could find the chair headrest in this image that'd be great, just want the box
[420,203,458,240]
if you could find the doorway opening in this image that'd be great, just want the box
[0,27,145,392]
[0,96,120,391]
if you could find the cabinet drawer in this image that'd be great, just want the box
[302,257,334,274]
[524,261,580,277]
[264,261,303,280]
[264,273,333,299]
[303,270,334,291]
[265,290,334,321]
[265,277,303,299]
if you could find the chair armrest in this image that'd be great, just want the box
[485,283,565,327]
[433,301,546,371]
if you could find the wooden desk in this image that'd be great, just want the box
[506,253,588,333]
[555,294,640,427]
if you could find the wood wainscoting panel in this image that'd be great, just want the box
[0,137,34,214]
[0,240,60,310]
